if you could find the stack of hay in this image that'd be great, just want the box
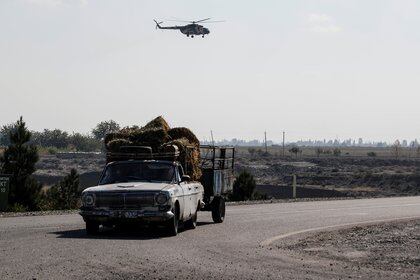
[104,116,201,181]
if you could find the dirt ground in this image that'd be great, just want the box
[236,155,420,197]
[32,151,420,197]
[279,219,420,277]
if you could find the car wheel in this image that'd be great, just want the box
[86,221,100,235]
[211,197,225,223]
[166,205,179,236]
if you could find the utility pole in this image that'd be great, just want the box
[210,130,214,146]
[282,131,285,157]
[292,174,297,199]
[264,131,267,153]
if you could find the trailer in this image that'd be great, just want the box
[199,145,235,223]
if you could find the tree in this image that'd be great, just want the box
[0,117,42,210]
[31,129,69,149]
[231,170,256,201]
[391,140,402,159]
[316,147,323,158]
[289,146,301,158]
[44,169,80,210]
[69,133,101,152]
[92,120,120,141]
[0,123,14,146]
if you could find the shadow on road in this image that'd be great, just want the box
[52,221,214,240]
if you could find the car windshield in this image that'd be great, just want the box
[99,162,175,185]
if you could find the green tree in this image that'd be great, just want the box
[0,123,14,146]
[231,170,256,201]
[92,120,120,141]
[44,169,80,210]
[0,117,42,210]
[32,129,69,149]
[70,133,101,152]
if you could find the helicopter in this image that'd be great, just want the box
[153,18,223,38]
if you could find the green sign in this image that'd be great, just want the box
[0,175,10,211]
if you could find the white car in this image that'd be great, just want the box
[80,160,204,236]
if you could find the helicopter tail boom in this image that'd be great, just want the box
[153,20,182,30]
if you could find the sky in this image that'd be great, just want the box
[0,0,419,143]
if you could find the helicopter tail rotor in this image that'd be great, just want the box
[154,19,163,29]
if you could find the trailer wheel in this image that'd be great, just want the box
[86,221,100,235]
[211,197,225,223]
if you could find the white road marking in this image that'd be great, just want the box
[228,203,420,217]
[260,215,420,246]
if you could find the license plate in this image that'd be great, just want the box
[123,211,138,218]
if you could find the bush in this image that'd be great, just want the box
[231,170,256,201]
[289,146,302,158]
[7,203,27,212]
[367,151,377,157]
[42,169,80,210]
[333,148,341,157]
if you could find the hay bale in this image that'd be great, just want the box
[104,116,202,180]
[128,128,170,151]
[106,139,133,152]
[104,132,130,146]
[143,116,170,132]
[164,138,201,181]
[119,125,140,134]
[168,127,200,146]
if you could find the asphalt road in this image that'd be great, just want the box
[1,196,420,280]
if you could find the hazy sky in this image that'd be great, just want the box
[1,0,419,143]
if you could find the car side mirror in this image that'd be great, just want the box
[181,175,191,182]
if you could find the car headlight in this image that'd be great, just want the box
[82,193,95,207]
[155,192,169,205]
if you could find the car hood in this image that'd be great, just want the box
[83,182,172,193]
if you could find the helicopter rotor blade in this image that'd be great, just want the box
[193,18,212,23]
[200,20,225,23]
[164,17,224,24]
[165,19,192,23]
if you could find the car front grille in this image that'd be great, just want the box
[95,192,156,209]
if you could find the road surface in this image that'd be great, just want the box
[1,196,420,279]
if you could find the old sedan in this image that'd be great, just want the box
[80,160,204,236]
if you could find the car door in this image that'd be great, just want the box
[177,165,192,220]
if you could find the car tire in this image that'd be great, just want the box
[165,206,179,236]
[211,197,225,223]
[86,221,100,235]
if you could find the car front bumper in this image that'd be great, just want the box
[80,208,174,223]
